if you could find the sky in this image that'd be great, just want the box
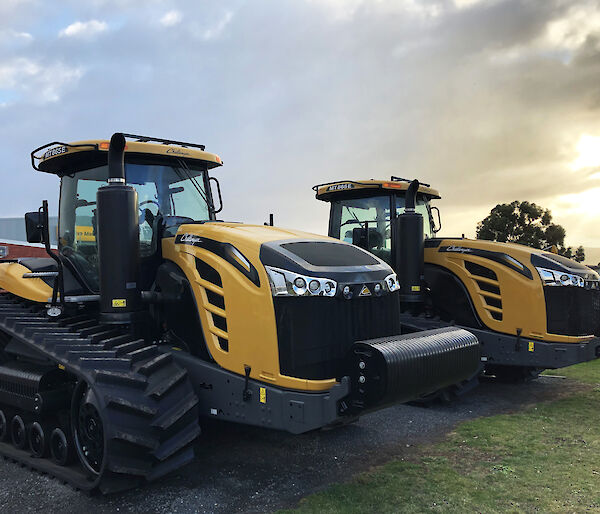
[1,0,600,250]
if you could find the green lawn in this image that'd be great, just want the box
[285,360,600,513]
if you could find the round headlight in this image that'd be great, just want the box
[309,280,320,293]
[324,282,333,293]
[571,276,578,285]
[343,285,353,299]
[294,277,306,289]
[560,274,569,284]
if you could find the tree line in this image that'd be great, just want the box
[476,200,585,263]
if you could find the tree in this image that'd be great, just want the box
[476,201,566,249]
[476,201,585,259]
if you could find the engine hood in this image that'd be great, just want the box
[429,237,599,282]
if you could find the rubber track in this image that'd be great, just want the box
[0,292,200,494]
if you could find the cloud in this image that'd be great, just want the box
[160,10,182,27]
[202,10,234,40]
[0,58,83,103]
[58,20,108,39]
[0,0,598,249]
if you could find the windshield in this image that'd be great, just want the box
[396,194,434,238]
[59,160,212,291]
[330,193,434,266]
[330,196,392,264]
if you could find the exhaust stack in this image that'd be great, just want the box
[96,133,141,323]
[395,179,424,305]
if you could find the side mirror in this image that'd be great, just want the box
[431,206,442,234]
[25,211,45,243]
[209,176,223,214]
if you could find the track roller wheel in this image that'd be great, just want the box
[11,415,26,449]
[0,410,6,441]
[29,422,48,457]
[50,428,73,466]
[72,381,105,476]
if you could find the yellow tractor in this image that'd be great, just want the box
[0,136,480,492]
[315,177,600,387]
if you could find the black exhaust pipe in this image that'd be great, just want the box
[96,133,142,323]
[395,179,424,305]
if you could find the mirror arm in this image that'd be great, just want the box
[40,200,65,311]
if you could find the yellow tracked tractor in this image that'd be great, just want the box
[315,177,600,391]
[0,136,480,493]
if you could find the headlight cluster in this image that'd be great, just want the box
[385,273,400,292]
[266,266,337,297]
[536,267,585,287]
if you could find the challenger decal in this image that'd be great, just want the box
[439,246,533,280]
[176,233,260,286]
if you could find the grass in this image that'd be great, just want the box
[285,360,600,513]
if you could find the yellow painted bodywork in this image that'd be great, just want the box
[162,222,338,392]
[318,178,596,344]
[315,179,440,199]
[426,238,592,343]
[0,262,53,303]
[35,138,223,172]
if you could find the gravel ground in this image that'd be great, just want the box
[0,375,577,513]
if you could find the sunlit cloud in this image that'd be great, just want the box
[571,134,600,171]
[59,20,108,39]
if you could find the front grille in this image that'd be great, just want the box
[545,287,600,336]
[274,294,401,380]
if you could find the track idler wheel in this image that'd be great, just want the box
[72,382,105,476]
[0,410,7,441]
[50,428,74,466]
[10,415,26,449]
[29,422,48,458]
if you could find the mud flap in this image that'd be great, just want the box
[346,327,480,411]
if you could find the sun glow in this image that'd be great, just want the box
[571,134,600,170]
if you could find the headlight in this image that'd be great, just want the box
[535,267,585,287]
[385,273,400,292]
[266,266,337,297]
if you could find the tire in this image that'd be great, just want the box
[50,428,73,466]
[72,381,105,476]
[0,410,7,441]
[11,415,26,449]
[29,422,47,458]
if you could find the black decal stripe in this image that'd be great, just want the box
[176,234,260,287]
[438,246,533,280]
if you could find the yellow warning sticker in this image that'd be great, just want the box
[112,299,127,308]
[528,341,535,352]
[411,285,421,292]
[260,387,267,404]
[75,225,96,242]
[58,364,65,370]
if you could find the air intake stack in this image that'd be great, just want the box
[395,179,424,305]
[96,132,142,323]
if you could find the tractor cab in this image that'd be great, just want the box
[314,178,441,266]
[29,134,223,293]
